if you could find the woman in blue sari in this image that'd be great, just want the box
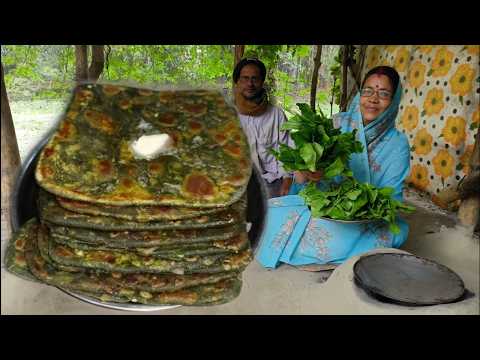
[256,66,411,269]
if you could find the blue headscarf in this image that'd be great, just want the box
[339,81,403,184]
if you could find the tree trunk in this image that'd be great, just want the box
[1,63,21,246]
[353,45,367,87]
[310,45,323,111]
[234,45,245,67]
[340,45,349,112]
[88,45,105,81]
[346,45,367,106]
[232,45,245,95]
[75,45,88,82]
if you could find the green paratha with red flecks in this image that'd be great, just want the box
[27,225,241,296]
[61,277,243,306]
[38,188,246,231]
[50,231,249,260]
[46,221,246,249]
[47,230,253,275]
[56,195,225,222]
[4,218,42,283]
[35,83,251,208]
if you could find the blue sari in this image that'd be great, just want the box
[256,84,411,268]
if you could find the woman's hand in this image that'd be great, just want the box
[294,170,323,184]
[279,177,293,196]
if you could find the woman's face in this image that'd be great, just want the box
[359,74,394,125]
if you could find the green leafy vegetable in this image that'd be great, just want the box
[270,102,364,178]
[299,180,416,234]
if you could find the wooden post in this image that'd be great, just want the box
[354,45,367,88]
[75,45,88,83]
[234,45,245,67]
[232,45,245,95]
[1,63,21,244]
[76,45,105,84]
[310,45,323,111]
[345,45,367,108]
[88,45,105,81]
[340,45,349,112]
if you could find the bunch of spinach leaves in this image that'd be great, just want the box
[270,103,364,178]
[299,180,415,234]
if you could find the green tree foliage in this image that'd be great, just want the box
[2,45,340,114]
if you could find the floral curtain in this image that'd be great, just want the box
[361,45,479,205]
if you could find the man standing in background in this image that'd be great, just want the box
[233,58,293,198]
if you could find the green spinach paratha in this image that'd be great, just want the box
[4,218,41,282]
[47,230,253,275]
[46,222,246,249]
[38,189,246,231]
[50,232,249,260]
[27,226,241,296]
[35,83,252,208]
[56,195,224,222]
[61,277,242,306]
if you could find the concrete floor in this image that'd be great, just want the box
[2,190,479,315]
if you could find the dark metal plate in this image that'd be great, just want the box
[353,253,466,306]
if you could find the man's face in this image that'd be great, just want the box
[236,64,264,100]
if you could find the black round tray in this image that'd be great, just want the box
[353,253,466,306]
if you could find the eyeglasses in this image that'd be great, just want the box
[360,87,392,100]
[239,75,261,84]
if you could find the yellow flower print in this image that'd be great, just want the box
[385,46,398,53]
[408,61,426,88]
[459,144,474,175]
[413,128,433,155]
[367,47,381,70]
[409,164,430,191]
[423,88,444,116]
[429,47,454,77]
[400,106,419,131]
[394,47,409,73]
[418,45,433,54]
[432,149,455,178]
[450,64,475,97]
[471,108,480,130]
[465,45,479,55]
[381,58,392,67]
[473,108,480,123]
[441,116,467,147]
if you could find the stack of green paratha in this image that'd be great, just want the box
[5,83,253,306]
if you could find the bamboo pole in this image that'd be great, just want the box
[1,63,21,245]
[310,45,323,111]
